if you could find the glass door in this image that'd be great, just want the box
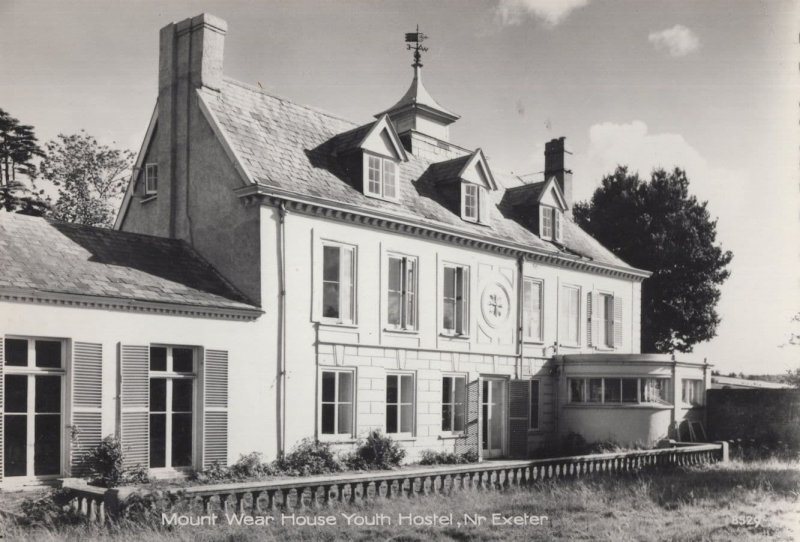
[481,378,506,459]
[3,338,64,479]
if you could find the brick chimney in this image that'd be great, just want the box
[158,14,227,238]
[544,137,573,210]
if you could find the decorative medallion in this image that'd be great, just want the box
[480,281,511,329]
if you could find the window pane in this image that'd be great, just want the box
[35,340,61,368]
[589,379,603,402]
[323,246,340,282]
[321,404,335,434]
[387,291,401,326]
[570,379,584,402]
[386,405,398,433]
[442,377,452,404]
[173,348,194,373]
[4,415,27,476]
[622,379,638,402]
[5,339,28,366]
[149,413,166,468]
[454,378,466,405]
[171,413,193,467]
[368,156,381,194]
[455,268,465,333]
[406,260,416,328]
[386,375,398,404]
[400,405,413,433]
[150,347,167,372]
[172,379,193,412]
[150,379,166,412]
[35,376,61,413]
[321,371,335,403]
[322,283,340,318]
[604,378,621,403]
[383,161,396,198]
[400,375,413,404]
[443,300,455,331]
[340,248,354,321]
[453,403,465,432]
[388,258,402,291]
[34,414,60,475]
[443,267,455,298]
[5,375,27,412]
[442,404,452,431]
[338,372,353,403]
[337,404,353,434]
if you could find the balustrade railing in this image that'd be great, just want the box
[62,442,726,523]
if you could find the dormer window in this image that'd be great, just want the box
[540,205,564,243]
[461,184,488,223]
[145,163,158,195]
[364,154,398,201]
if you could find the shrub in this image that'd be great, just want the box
[191,452,277,483]
[83,435,150,487]
[344,430,406,470]
[275,439,343,476]
[18,489,83,527]
[419,449,479,465]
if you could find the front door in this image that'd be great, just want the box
[481,378,506,458]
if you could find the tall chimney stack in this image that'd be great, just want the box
[157,14,227,239]
[544,137,573,210]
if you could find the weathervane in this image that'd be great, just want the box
[405,25,428,67]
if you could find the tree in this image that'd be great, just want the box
[574,166,733,353]
[783,368,800,388]
[0,108,48,215]
[39,131,134,228]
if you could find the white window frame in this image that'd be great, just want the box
[554,208,563,243]
[363,152,399,202]
[2,336,67,481]
[529,379,541,431]
[441,374,467,435]
[386,253,418,331]
[318,368,356,439]
[145,163,158,195]
[523,278,544,343]
[559,284,581,347]
[461,183,479,222]
[441,263,470,336]
[681,379,704,406]
[148,345,197,472]
[386,372,415,436]
[599,293,614,348]
[568,377,672,406]
[320,241,357,325]
[540,205,553,240]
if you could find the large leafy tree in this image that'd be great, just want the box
[40,131,135,228]
[574,166,733,353]
[0,108,48,215]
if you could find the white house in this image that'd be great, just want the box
[0,14,710,489]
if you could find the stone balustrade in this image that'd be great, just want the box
[62,442,726,523]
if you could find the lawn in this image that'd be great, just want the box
[1,459,797,541]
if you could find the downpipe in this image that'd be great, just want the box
[277,201,288,458]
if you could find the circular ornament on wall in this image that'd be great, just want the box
[480,281,511,329]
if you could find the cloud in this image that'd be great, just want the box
[648,25,700,57]
[496,0,590,26]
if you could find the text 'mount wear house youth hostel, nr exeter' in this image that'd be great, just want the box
[0,14,711,488]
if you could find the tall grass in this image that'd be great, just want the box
[2,459,798,541]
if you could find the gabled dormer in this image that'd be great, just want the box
[425,148,497,225]
[358,115,408,202]
[537,176,569,243]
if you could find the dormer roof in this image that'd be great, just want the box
[378,64,459,125]
[538,176,569,210]
[357,114,408,162]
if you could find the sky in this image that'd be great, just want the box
[1,0,797,374]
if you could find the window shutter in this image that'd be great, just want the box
[508,380,530,459]
[588,291,599,348]
[118,344,149,469]
[455,379,479,459]
[203,349,229,468]
[613,297,624,348]
[71,342,103,477]
[479,187,489,223]
[0,337,4,482]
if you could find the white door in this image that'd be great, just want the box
[481,378,506,459]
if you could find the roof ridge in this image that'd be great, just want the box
[221,77,361,128]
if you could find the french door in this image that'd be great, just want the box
[3,338,64,479]
[481,378,506,459]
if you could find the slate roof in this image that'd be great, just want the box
[0,213,258,312]
[201,78,638,272]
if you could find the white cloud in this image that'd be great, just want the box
[648,25,700,57]
[496,0,590,26]
[574,121,799,373]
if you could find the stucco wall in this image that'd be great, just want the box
[561,406,673,445]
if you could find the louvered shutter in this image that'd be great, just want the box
[0,337,4,482]
[479,187,489,223]
[118,344,149,469]
[71,342,103,476]
[588,291,599,348]
[508,380,530,459]
[455,379,479,459]
[613,297,624,348]
[203,349,228,468]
